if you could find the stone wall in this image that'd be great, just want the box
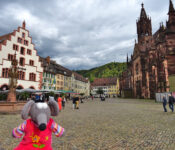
[0,101,26,113]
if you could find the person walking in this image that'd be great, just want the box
[62,96,66,109]
[57,95,62,111]
[72,95,76,109]
[162,95,167,112]
[168,94,174,112]
[75,96,80,109]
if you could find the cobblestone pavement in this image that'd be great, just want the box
[1,98,175,150]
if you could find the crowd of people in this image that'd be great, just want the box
[27,93,88,111]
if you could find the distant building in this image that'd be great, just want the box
[40,56,90,96]
[120,1,175,99]
[40,56,57,90]
[0,21,43,90]
[73,72,90,96]
[91,77,119,97]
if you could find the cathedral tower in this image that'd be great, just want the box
[137,3,152,43]
[166,0,175,30]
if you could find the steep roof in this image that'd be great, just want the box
[169,0,175,14]
[140,3,147,19]
[40,56,72,76]
[0,32,13,43]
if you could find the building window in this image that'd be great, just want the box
[136,64,139,75]
[20,47,25,55]
[18,71,25,80]
[29,60,34,66]
[18,37,22,43]
[13,44,18,51]
[27,49,32,55]
[19,57,25,66]
[24,40,28,46]
[8,54,14,61]
[22,32,25,38]
[29,73,36,81]
[2,68,9,78]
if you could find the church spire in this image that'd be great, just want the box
[168,0,175,14]
[137,3,152,43]
[140,3,147,18]
[167,0,175,30]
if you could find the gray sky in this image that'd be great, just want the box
[0,0,170,70]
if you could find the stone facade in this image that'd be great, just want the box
[120,1,175,99]
[0,21,43,90]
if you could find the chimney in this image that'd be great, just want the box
[46,56,50,64]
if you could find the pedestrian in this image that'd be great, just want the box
[162,95,167,112]
[168,94,174,112]
[72,95,76,109]
[57,95,62,111]
[62,96,66,109]
[80,96,84,103]
[35,93,40,102]
[75,96,80,109]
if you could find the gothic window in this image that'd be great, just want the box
[29,73,36,81]
[136,64,139,75]
[2,68,9,78]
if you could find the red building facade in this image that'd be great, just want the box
[120,1,175,99]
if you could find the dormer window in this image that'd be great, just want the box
[27,49,32,55]
[18,37,22,43]
[24,40,28,46]
[22,32,25,38]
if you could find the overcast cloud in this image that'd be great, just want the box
[0,0,171,70]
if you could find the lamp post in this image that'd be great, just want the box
[7,51,18,102]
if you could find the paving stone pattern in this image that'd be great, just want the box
[0,98,175,150]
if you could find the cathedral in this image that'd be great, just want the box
[120,0,175,99]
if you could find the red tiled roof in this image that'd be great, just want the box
[73,72,89,83]
[91,77,117,86]
[0,33,13,43]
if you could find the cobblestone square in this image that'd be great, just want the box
[0,98,175,150]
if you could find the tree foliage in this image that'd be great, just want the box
[76,62,127,82]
